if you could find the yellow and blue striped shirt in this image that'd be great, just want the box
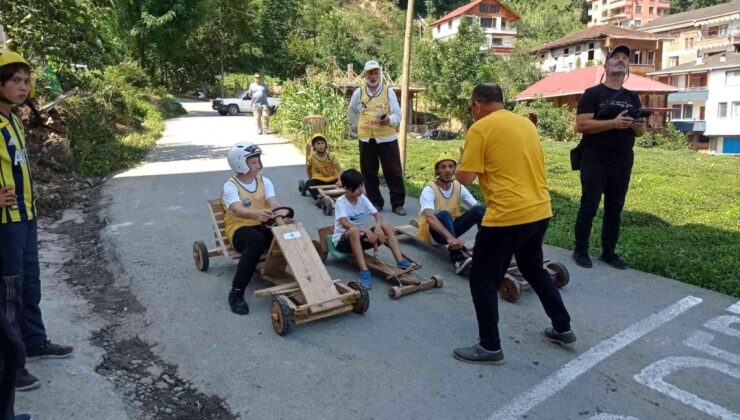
[0,111,35,223]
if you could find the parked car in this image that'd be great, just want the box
[211,90,280,116]
[419,129,457,141]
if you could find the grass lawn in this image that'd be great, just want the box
[295,136,740,297]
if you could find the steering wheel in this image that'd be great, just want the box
[264,206,295,227]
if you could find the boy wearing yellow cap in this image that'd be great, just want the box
[417,153,484,274]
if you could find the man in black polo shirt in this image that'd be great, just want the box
[573,45,646,270]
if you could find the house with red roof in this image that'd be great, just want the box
[514,66,678,128]
[431,0,520,55]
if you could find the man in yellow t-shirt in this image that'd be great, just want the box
[452,83,574,365]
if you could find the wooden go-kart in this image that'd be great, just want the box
[317,226,443,299]
[192,201,369,335]
[298,182,344,216]
[394,220,569,303]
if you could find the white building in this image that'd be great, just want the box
[431,0,520,55]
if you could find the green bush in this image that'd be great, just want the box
[33,66,65,101]
[514,99,579,142]
[636,122,689,150]
[103,62,152,89]
[271,73,351,152]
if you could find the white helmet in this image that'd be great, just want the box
[227,142,263,174]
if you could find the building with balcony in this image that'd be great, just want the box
[648,53,740,154]
[431,0,520,55]
[639,0,740,69]
[532,25,668,74]
[588,0,670,28]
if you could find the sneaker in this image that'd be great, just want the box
[392,206,407,216]
[359,270,372,290]
[26,340,73,360]
[452,344,504,364]
[572,249,592,268]
[315,199,323,208]
[15,369,41,391]
[600,252,627,270]
[454,257,473,275]
[228,288,249,315]
[544,327,577,346]
[397,259,416,270]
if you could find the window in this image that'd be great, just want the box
[634,19,642,26]
[732,102,740,118]
[589,42,595,49]
[649,6,654,14]
[670,74,686,88]
[501,19,506,29]
[563,47,570,56]
[480,4,500,13]
[448,21,452,29]
[682,104,693,119]
[706,25,728,38]
[636,5,642,13]
[480,17,495,28]
[726,70,740,86]
[576,45,582,53]
[588,50,595,60]
[647,50,654,65]
[669,56,679,67]
[670,105,682,120]
[685,37,694,49]
[491,37,503,46]
[718,102,727,118]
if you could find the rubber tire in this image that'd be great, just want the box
[431,275,444,288]
[388,286,402,300]
[227,104,239,116]
[547,262,570,288]
[499,274,521,303]
[271,296,293,336]
[218,109,228,116]
[193,241,209,272]
[322,196,333,215]
[299,180,307,196]
[348,281,370,314]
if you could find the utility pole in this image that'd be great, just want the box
[219,5,225,98]
[398,0,415,173]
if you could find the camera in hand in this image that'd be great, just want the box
[627,108,652,119]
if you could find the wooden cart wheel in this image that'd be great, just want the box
[388,286,402,300]
[546,262,570,288]
[299,179,307,196]
[313,239,328,262]
[499,274,521,302]
[431,275,444,288]
[271,295,293,336]
[348,281,370,314]
[322,196,333,216]
[193,241,209,272]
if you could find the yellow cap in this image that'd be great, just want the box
[434,153,457,171]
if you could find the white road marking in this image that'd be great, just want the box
[684,330,740,366]
[704,315,740,339]
[589,415,640,420]
[488,295,703,420]
[634,356,740,420]
[727,301,740,315]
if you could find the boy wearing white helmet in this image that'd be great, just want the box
[222,142,289,314]
[1,48,73,396]
[417,153,484,274]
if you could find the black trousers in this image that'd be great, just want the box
[574,159,632,253]
[359,139,405,210]
[1,309,24,420]
[305,178,337,200]
[469,218,571,351]
[231,225,273,290]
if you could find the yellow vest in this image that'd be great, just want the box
[357,85,396,139]
[0,112,34,224]
[308,151,339,182]
[221,175,270,243]
[417,181,462,243]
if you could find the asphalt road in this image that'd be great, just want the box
[96,100,740,419]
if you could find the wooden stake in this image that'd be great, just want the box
[398,0,415,173]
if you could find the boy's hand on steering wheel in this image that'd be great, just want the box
[364,229,378,246]
[256,209,273,222]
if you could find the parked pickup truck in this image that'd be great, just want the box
[212,90,280,116]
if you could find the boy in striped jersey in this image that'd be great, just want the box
[0,49,73,393]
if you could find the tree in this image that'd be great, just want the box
[413,20,496,129]
[669,0,731,14]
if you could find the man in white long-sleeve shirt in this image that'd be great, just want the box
[347,60,406,216]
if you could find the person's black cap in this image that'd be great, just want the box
[607,44,631,60]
